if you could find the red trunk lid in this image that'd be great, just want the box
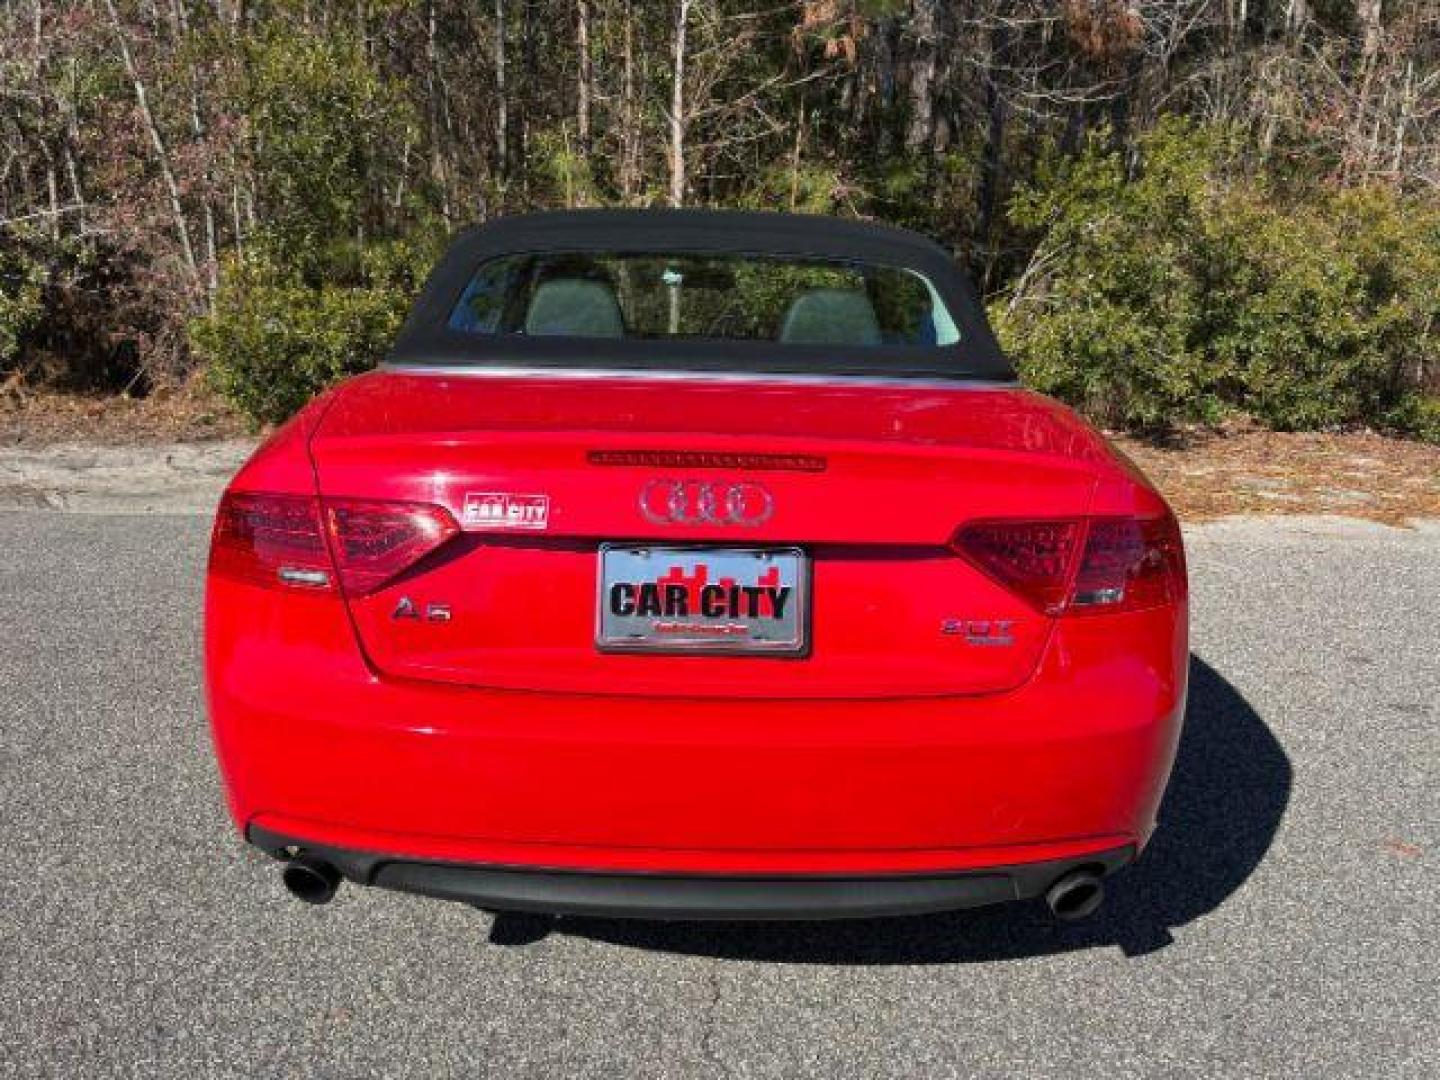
[308,371,1108,698]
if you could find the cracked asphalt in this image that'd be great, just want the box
[0,510,1435,1078]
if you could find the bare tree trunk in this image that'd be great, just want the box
[62,140,85,236]
[494,0,508,187]
[905,0,938,152]
[620,0,639,202]
[1392,57,1412,177]
[171,0,218,302]
[976,19,1009,284]
[576,0,593,148]
[788,100,805,210]
[1350,0,1385,184]
[519,0,538,201]
[42,150,61,242]
[1110,52,1144,171]
[426,0,452,226]
[1358,0,1383,70]
[61,55,88,239]
[668,0,690,208]
[230,167,244,259]
[201,190,218,296]
[102,0,200,294]
[31,3,61,244]
[1285,0,1310,36]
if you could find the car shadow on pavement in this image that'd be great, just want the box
[496,655,1292,962]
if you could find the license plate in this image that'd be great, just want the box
[597,545,808,655]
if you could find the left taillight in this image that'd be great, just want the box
[322,498,459,596]
[210,491,460,597]
[210,492,334,592]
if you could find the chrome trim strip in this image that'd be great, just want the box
[378,362,1020,391]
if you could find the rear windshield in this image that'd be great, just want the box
[446,252,960,348]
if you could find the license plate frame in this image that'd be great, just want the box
[596,544,809,656]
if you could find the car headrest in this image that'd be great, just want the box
[778,288,882,346]
[524,279,625,338]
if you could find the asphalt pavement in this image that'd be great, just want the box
[0,510,1435,1078]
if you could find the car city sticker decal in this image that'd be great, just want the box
[462,492,550,531]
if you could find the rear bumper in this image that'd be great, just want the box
[251,824,1133,920]
[209,582,1187,879]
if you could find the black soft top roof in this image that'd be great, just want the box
[389,210,1013,381]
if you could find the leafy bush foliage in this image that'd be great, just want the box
[7,3,1439,444]
[236,31,421,262]
[192,238,434,426]
[992,120,1440,441]
[184,27,450,426]
[0,239,44,369]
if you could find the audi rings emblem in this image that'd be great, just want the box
[638,479,774,527]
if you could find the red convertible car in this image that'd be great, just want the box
[205,211,1188,922]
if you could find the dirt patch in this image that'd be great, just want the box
[1,377,250,447]
[1113,426,1440,526]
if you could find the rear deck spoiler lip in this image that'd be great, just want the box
[376,362,1022,392]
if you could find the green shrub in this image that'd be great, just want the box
[1385,394,1440,444]
[234,30,420,265]
[0,238,44,369]
[990,120,1235,431]
[992,120,1440,442]
[191,240,427,426]
[188,25,445,427]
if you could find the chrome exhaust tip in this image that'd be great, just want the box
[282,855,341,905]
[1044,870,1104,921]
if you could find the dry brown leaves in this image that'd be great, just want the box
[1,376,249,447]
[1114,426,1440,526]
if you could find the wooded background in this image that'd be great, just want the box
[2,1,1437,436]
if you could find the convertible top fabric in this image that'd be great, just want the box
[388,210,1014,381]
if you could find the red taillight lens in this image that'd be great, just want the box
[210,492,461,596]
[953,519,1084,616]
[210,492,333,591]
[1070,513,1187,614]
[322,498,460,596]
[953,512,1185,616]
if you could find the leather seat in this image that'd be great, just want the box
[779,288,883,345]
[524,279,625,337]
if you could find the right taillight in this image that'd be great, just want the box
[951,519,1084,616]
[1069,514,1186,614]
[954,512,1185,617]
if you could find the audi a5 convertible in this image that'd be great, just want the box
[205,210,1188,921]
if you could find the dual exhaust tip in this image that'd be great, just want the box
[279,855,1107,920]
[281,855,341,905]
[1044,869,1105,921]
